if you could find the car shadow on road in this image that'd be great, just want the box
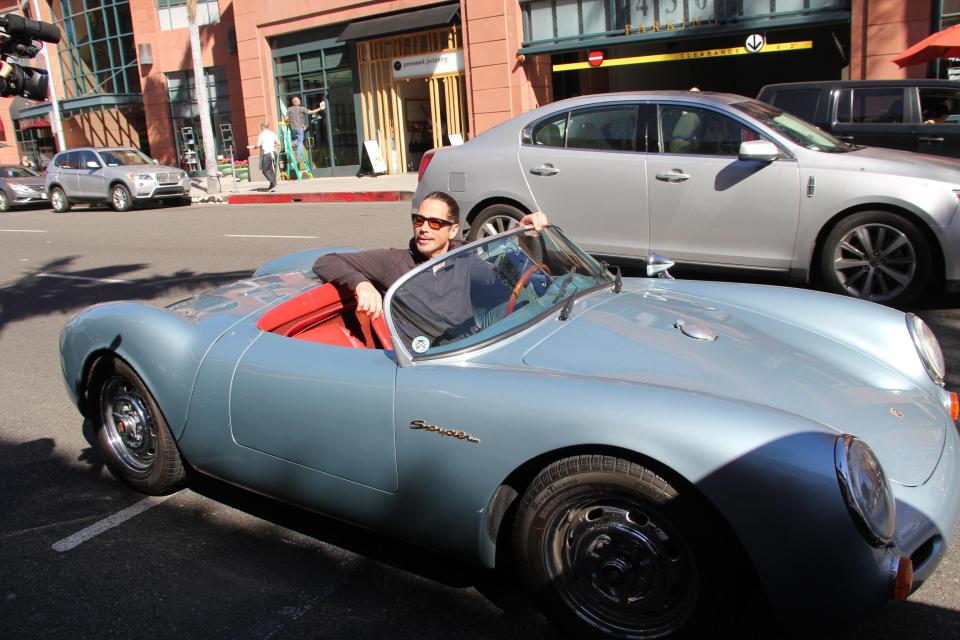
[0,255,251,333]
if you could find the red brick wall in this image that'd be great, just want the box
[850,0,933,79]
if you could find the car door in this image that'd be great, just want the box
[228,333,399,492]
[51,151,80,196]
[517,103,649,258]
[916,86,960,158]
[645,104,801,270]
[831,87,916,151]
[77,150,106,199]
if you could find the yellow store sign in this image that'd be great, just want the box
[553,41,814,72]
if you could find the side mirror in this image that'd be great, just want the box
[738,139,780,162]
[646,253,675,280]
[85,161,100,169]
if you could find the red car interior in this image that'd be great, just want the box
[257,283,394,350]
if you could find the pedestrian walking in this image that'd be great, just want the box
[249,121,279,192]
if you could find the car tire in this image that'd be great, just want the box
[50,187,71,213]
[820,211,931,307]
[513,455,732,639]
[467,203,525,241]
[94,358,186,495]
[110,183,134,212]
[0,191,9,212]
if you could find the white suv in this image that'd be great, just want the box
[45,147,191,212]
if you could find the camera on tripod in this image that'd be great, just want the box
[0,14,61,101]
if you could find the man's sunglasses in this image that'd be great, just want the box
[412,213,455,230]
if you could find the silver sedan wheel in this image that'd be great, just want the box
[475,213,521,238]
[100,376,157,473]
[831,222,916,302]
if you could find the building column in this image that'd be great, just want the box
[849,0,933,80]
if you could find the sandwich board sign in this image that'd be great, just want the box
[362,139,388,175]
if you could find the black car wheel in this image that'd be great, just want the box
[50,187,70,213]
[513,455,731,639]
[820,211,931,307]
[467,203,524,241]
[110,183,133,212]
[0,190,9,212]
[95,358,186,494]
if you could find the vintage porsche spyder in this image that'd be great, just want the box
[60,226,959,638]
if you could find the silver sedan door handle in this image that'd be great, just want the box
[530,165,559,176]
[918,136,945,143]
[655,171,691,183]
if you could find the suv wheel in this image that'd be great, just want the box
[50,187,71,213]
[110,184,133,212]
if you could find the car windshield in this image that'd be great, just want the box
[732,100,851,152]
[387,225,613,357]
[97,149,154,167]
[0,167,41,178]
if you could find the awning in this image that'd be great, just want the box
[8,96,34,120]
[15,100,51,120]
[338,2,459,42]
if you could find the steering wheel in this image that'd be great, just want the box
[506,263,546,315]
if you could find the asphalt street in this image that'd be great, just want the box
[1,202,958,639]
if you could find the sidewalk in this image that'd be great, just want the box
[189,172,419,205]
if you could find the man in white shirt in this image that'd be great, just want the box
[249,122,279,192]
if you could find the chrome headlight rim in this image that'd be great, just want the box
[835,435,896,548]
[906,313,945,387]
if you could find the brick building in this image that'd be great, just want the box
[0,1,957,173]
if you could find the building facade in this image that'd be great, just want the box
[0,1,957,173]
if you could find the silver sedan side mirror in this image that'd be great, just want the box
[646,253,675,280]
[738,139,780,162]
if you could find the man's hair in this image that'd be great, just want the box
[291,96,301,103]
[421,191,460,224]
[260,121,269,129]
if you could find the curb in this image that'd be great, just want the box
[226,191,413,205]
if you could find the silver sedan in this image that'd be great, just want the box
[414,91,960,306]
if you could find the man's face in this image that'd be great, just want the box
[413,198,459,260]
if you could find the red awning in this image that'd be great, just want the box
[19,117,50,130]
[893,23,960,68]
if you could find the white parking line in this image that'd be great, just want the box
[52,495,174,552]
[0,229,47,233]
[37,273,132,284]
[225,234,319,239]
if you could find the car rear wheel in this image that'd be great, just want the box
[0,191,10,212]
[95,358,185,494]
[513,455,730,639]
[820,211,931,306]
[467,203,524,241]
[110,183,133,212]
[50,187,70,213]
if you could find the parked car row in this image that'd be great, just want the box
[415,89,960,306]
[0,147,191,213]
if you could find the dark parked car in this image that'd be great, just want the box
[757,79,960,158]
[0,165,47,212]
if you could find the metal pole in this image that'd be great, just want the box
[229,144,237,193]
[30,0,65,151]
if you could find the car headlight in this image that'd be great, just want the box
[10,183,33,193]
[129,173,155,181]
[906,313,945,386]
[835,435,896,547]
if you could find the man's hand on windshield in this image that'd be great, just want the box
[355,281,384,319]
[520,211,548,231]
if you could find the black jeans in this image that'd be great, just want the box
[260,152,276,188]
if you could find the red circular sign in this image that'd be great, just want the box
[588,51,604,67]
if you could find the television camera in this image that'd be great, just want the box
[0,14,61,101]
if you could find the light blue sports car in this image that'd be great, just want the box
[59,225,960,638]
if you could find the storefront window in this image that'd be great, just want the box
[166,67,233,171]
[15,120,56,168]
[156,0,220,31]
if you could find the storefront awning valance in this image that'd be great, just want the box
[337,2,460,42]
[14,100,51,120]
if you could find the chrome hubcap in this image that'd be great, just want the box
[100,377,156,472]
[477,214,520,238]
[52,191,64,209]
[113,187,127,208]
[832,223,916,302]
[546,499,696,637]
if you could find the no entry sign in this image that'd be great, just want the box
[588,50,604,66]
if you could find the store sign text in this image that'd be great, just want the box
[393,50,464,80]
[624,18,715,36]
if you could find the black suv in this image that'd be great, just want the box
[757,79,960,158]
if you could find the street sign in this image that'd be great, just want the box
[588,50,604,67]
[745,34,765,53]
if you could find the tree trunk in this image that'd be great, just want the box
[188,0,220,194]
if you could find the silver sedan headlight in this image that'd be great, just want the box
[835,435,896,547]
[906,313,945,386]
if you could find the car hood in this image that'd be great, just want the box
[4,176,45,187]
[837,145,960,183]
[522,282,946,487]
